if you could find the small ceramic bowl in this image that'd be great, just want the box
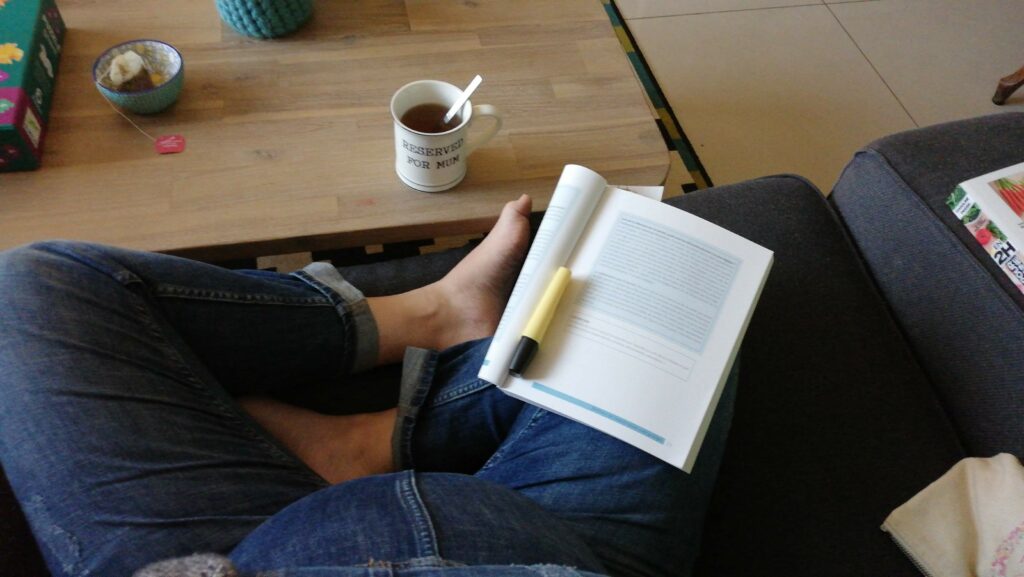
[93,39,184,115]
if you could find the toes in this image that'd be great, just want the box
[516,194,531,214]
[504,194,531,218]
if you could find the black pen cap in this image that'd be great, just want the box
[508,336,539,378]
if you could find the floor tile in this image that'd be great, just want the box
[663,152,696,198]
[830,0,1024,127]
[627,5,916,191]
[616,0,821,19]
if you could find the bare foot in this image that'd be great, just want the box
[239,197,531,482]
[368,195,532,364]
[239,397,397,485]
[430,194,532,348]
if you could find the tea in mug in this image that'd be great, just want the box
[400,103,462,134]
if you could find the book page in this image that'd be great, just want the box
[612,185,664,201]
[478,165,608,386]
[501,187,773,471]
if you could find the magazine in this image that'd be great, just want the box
[947,162,1024,294]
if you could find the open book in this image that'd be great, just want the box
[947,161,1024,295]
[479,165,773,471]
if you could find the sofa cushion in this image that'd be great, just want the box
[672,176,963,577]
[0,463,47,575]
[831,112,1024,456]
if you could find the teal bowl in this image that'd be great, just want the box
[93,40,184,115]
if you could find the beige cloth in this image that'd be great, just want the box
[883,453,1024,577]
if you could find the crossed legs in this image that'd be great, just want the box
[0,192,728,577]
[230,194,532,485]
[0,195,531,575]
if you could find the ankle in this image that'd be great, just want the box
[412,283,450,350]
[418,280,463,350]
[368,286,447,364]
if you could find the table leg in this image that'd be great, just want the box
[993,63,1024,105]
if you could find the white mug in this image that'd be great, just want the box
[390,79,503,192]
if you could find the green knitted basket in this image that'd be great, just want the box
[215,0,313,39]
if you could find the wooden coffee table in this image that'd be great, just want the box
[0,0,669,261]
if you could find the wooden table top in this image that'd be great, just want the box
[0,0,669,261]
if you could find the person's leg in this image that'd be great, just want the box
[0,196,533,576]
[239,194,533,483]
[393,339,737,577]
[228,470,609,575]
[0,241,338,576]
[473,371,736,577]
[232,185,727,577]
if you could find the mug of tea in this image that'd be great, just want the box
[390,79,503,192]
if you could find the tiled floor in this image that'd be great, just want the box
[619,0,1024,193]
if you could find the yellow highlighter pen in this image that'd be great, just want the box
[508,266,572,378]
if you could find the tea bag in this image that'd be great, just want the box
[107,50,154,92]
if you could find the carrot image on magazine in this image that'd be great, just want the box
[991,170,1024,218]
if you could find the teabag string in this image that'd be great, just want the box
[101,96,186,155]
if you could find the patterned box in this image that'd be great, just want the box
[0,0,65,172]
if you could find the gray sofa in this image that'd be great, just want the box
[2,112,1022,576]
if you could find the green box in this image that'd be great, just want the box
[0,0,65,172]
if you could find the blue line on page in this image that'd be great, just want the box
[531,382,666,445]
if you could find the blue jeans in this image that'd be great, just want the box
[0,241,736,577]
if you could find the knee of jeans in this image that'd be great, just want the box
[0,241,133,296]
[0,243,126,328]
[413,473,606,571]
[0,242,57,292]
[0,242,71,295]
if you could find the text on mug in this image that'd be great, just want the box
[408,155,460,169]
[402,138,464,157]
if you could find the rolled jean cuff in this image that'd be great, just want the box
[291,262,379,374]
[392,346,439,470]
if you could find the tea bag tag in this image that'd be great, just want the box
[100,97,186,156]
[155,134,185,154]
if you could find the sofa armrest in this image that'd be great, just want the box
[831,112,1024,456]
[669,176,961,577]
